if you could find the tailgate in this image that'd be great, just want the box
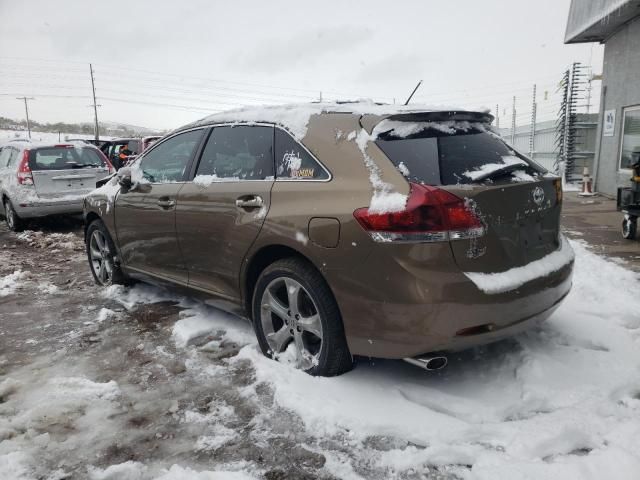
[443,178,561,273]
[32,168,109,197]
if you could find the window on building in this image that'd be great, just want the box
[620,106,640,170]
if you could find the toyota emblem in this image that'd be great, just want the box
[532,186,545,206]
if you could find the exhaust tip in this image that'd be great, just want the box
[403,355,448,371]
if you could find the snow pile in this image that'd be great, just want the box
[88,462,257,480]
[511,170,537,182]
[464,235,575,294]
[396,161,410,177]
[171,303,254,348]
[221,239,640,479]
[463,155,528,181]
[295,231,309,246]
[87,176,120,214]
[15,230,81,251]
[193,174,240,187]
[371,119,490,138]
[0,375,122,479]
[101,284,184,311]
[355,129,407,214]
[194,424,239,452]
[0,270,27,297]
[154,465,257,480]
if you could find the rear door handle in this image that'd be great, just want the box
[157,198,176,209]
[235,195,264,209]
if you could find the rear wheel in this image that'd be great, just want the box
[622,215,637,240]
[4,199,25,232]
[252,257,353,377]
[86,220,127,285]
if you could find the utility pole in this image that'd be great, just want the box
[16,97,34,139]
[89,63,100,142]
[510,96,516,145]
[495,104,500,129]
[529,84,537,158]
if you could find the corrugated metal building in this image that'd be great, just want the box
[565,0,640,196]
[499,114,598,174]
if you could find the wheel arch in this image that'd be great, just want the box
[84,211,102,240]
[242,244,329,320]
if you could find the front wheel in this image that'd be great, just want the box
[252,257,353,377]
[622,215,637,240]
[86,220,127,286]
[4,199,25,232]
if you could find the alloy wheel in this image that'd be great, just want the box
[260,276,323,370]
[89,229,114,284]
[5,203,15,230]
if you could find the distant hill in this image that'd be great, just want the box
[0,116,165,138]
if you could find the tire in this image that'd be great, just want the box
[622,215,637,240]
[86,219,128,286]
[252,257,353,377]
[4,199,25,232]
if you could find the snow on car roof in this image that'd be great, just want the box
[184,100,491,139]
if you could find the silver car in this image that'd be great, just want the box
[0,141,114,231]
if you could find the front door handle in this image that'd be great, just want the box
[235,195,264,209]
[157,198,176,209]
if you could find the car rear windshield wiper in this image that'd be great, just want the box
[472,162,530,182]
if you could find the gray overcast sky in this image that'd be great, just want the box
[0,0,602,131]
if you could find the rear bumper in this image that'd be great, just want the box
[330,241,574,359]
[13,199,84,218]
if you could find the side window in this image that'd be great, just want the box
[140,129,204,183]
[0,147,11,167]
[275,128,329,180]
[6,148,19,168]
[195,125,274,180]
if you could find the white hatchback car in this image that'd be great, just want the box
[0,141,114,231]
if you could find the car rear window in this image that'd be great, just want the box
[376,125,542,185]
[29,147,107,171]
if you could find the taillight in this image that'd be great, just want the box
[99,150,115,174]
[353,183,485,243]
[17,149,34,185]
[553,178,563,205]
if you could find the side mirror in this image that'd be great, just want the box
[117,167,133,189]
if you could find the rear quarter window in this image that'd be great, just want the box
[275,128,329,180]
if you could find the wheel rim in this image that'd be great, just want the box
[89,230,113,284]
[6,203,15,229]
[260,277,323,370]
[623,216,635,238]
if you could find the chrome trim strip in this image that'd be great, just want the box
[369,227,485,243]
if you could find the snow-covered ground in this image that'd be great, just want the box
[0,129,111,144]
[1,224,639,479]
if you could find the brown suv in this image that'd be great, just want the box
[83,103,574,376]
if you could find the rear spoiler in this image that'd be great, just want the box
[387,111,493,123]
[360,110,494,134]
